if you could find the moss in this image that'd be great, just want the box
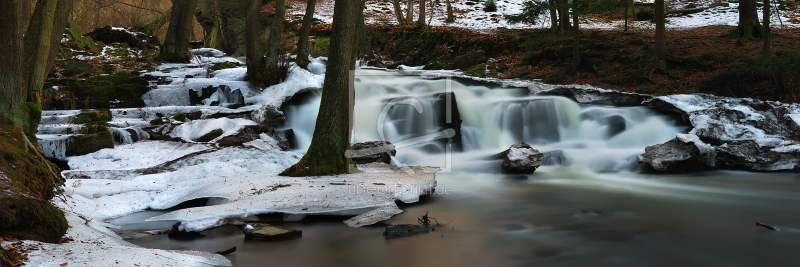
[150,117,165,125]
[173,113,188,122]
[209,62,239,71]
[423,60,451,70]
[194,129,224,142]
[172,111,202,122]
[0,197,68,243]
[72,110,112,124]
[66,131,115,156]
[280,142,346,176]
[463,63,488,78]
[21,102,42,143]
[80,122,108,135]
[310,38,330,57]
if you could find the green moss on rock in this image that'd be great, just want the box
[0,197,68,243]
[280,142,345,176]
[194,129,224,142]
[48,72,150,110]
[66,131,115,156]
[150,117,165,125]
[72,110,112,124]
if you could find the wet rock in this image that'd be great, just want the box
[243,223,302,241]
[349,141,396,164]
[599,115,626,138]
[85,26,158,50]
[217,126,289,150]
[383,224,430,239]
[542,150,569,166]
[276,129,297,150]
[251,105,285,129]
[535,86,651,107]
[141,74,173,85]
[432,92,463,151]
[638,134,715,173]
[501,142,544,174]
[189,85,218,106]
[66,131,115,157]
[217,85,245,109]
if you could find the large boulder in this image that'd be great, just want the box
[501,142,544,174]
[349,141,397,164]
[643,94,800,172]
[251,105,286,129]
[638,134,715,173]
[85,26,158,50]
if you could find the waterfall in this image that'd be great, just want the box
[39,136,71,160]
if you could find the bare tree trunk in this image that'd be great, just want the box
[549,0,558,32]
[296,0,317,68]
[446,0,454,22]
[763,0,771,55]
[572,1,580,72]
[23,0,34,23]
[418,0,426,26]
[392,0,407,24]
[281,0,361,177]
[265,0,286,77]
[407,0,415,23]
[0,0,25,125]
[161,0,200,62]
[23,0,59,105]
[246,0,265,81]
[654,0,666,60]
[557,0,571,35]
[624,0,628,31]
[730,0,763,39]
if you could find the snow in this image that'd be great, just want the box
[246,65,325,106]
[192,48,227,57]
[677,133,716,166]
[168,118,256,142]
[211,67,247,81]
[66,141,212,171]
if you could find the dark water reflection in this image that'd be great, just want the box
[116,169,800,266]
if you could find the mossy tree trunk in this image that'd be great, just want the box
[392,0,407,25]
[264,0,287,77]
[654,0,666,61]
[730,0,763,39]
[763,0,771,55]
[281,0,361,177]
[557,0,571,35]
[246,0,266,81]
[418,0,426,26]
[296,0,318,68]
[23,0,58,105]
[161,0,200,62]
[0,0,26,127]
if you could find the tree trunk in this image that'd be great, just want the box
[246,0,265,82]
[281,0,361,177]
[549,0,558,32]
[763,0,771,55]
[624,0,628,31]
[730,0,763,39]
[0,0,25,126]
[296,0,317,68]
[572,1,580,72]
[23,0,59,105]
[161,0,200,62]
[356,0,373,63]
[392,0,407,24]
[23,0,34,23]
[265,0,287,78]
[407,0,415,23]
[557,0,571,35]
[654,0,666,60]
[418,0,426,26]
[43,0,74,93]
[446,0,454,22]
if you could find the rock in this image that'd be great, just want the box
[535,86,652,107]
[58,59,94,77]
[638,134,715,173]
[66,131,115,157]
[217,85,245,109]
[243,223,302,241]
[85,26,158,50]
[599,115,626,138]
[276,129,297,150]
[65,21,96,50]
[251,105,285,129]
[383,224,430,239]
[168,222,205,240]
[643,94,800,172]
[349,141,396,164]
[217,126,289,151]
[542,150,569,166]
[189,85,218,106]
[432,92,463,151]
[141,74,173,85]
[193,129,224,143]
[501,142,544,174]
[49,72,150,109]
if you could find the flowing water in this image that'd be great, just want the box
[117,70,800,266]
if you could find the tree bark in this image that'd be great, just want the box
[265,0,287,77]
[281,0,361,177]
[23,0,59,105]
[572,0,580,72]
[730,0,763,39]
[418,0,426,26]
[407,0,415,23]
[161,0,200,62]
[654,0,666,60]
[296,0,317,68]
[0,0,25,126]
[549,0,559,32]
[446,0,454,22]
[246,0,265,82]
[557,0,571,35]
[763,0,771,55]
[392,0,407,24]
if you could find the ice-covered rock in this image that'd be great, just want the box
[643,94,800,171]
[501,142,544,174]
[535,86,652,107]
[638,133,716,173]
[349,141,397,164]
[168,118,256,143]
[191,48,226,57]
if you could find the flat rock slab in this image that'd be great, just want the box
[243,223,302,241]
[384,224,430,239]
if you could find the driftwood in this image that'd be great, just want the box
[667,2,729,15]
[756,222,777,231]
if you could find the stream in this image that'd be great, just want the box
[113,70,800,266]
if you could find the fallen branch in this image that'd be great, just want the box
[756,222,777,231]
[214,246,237,255]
